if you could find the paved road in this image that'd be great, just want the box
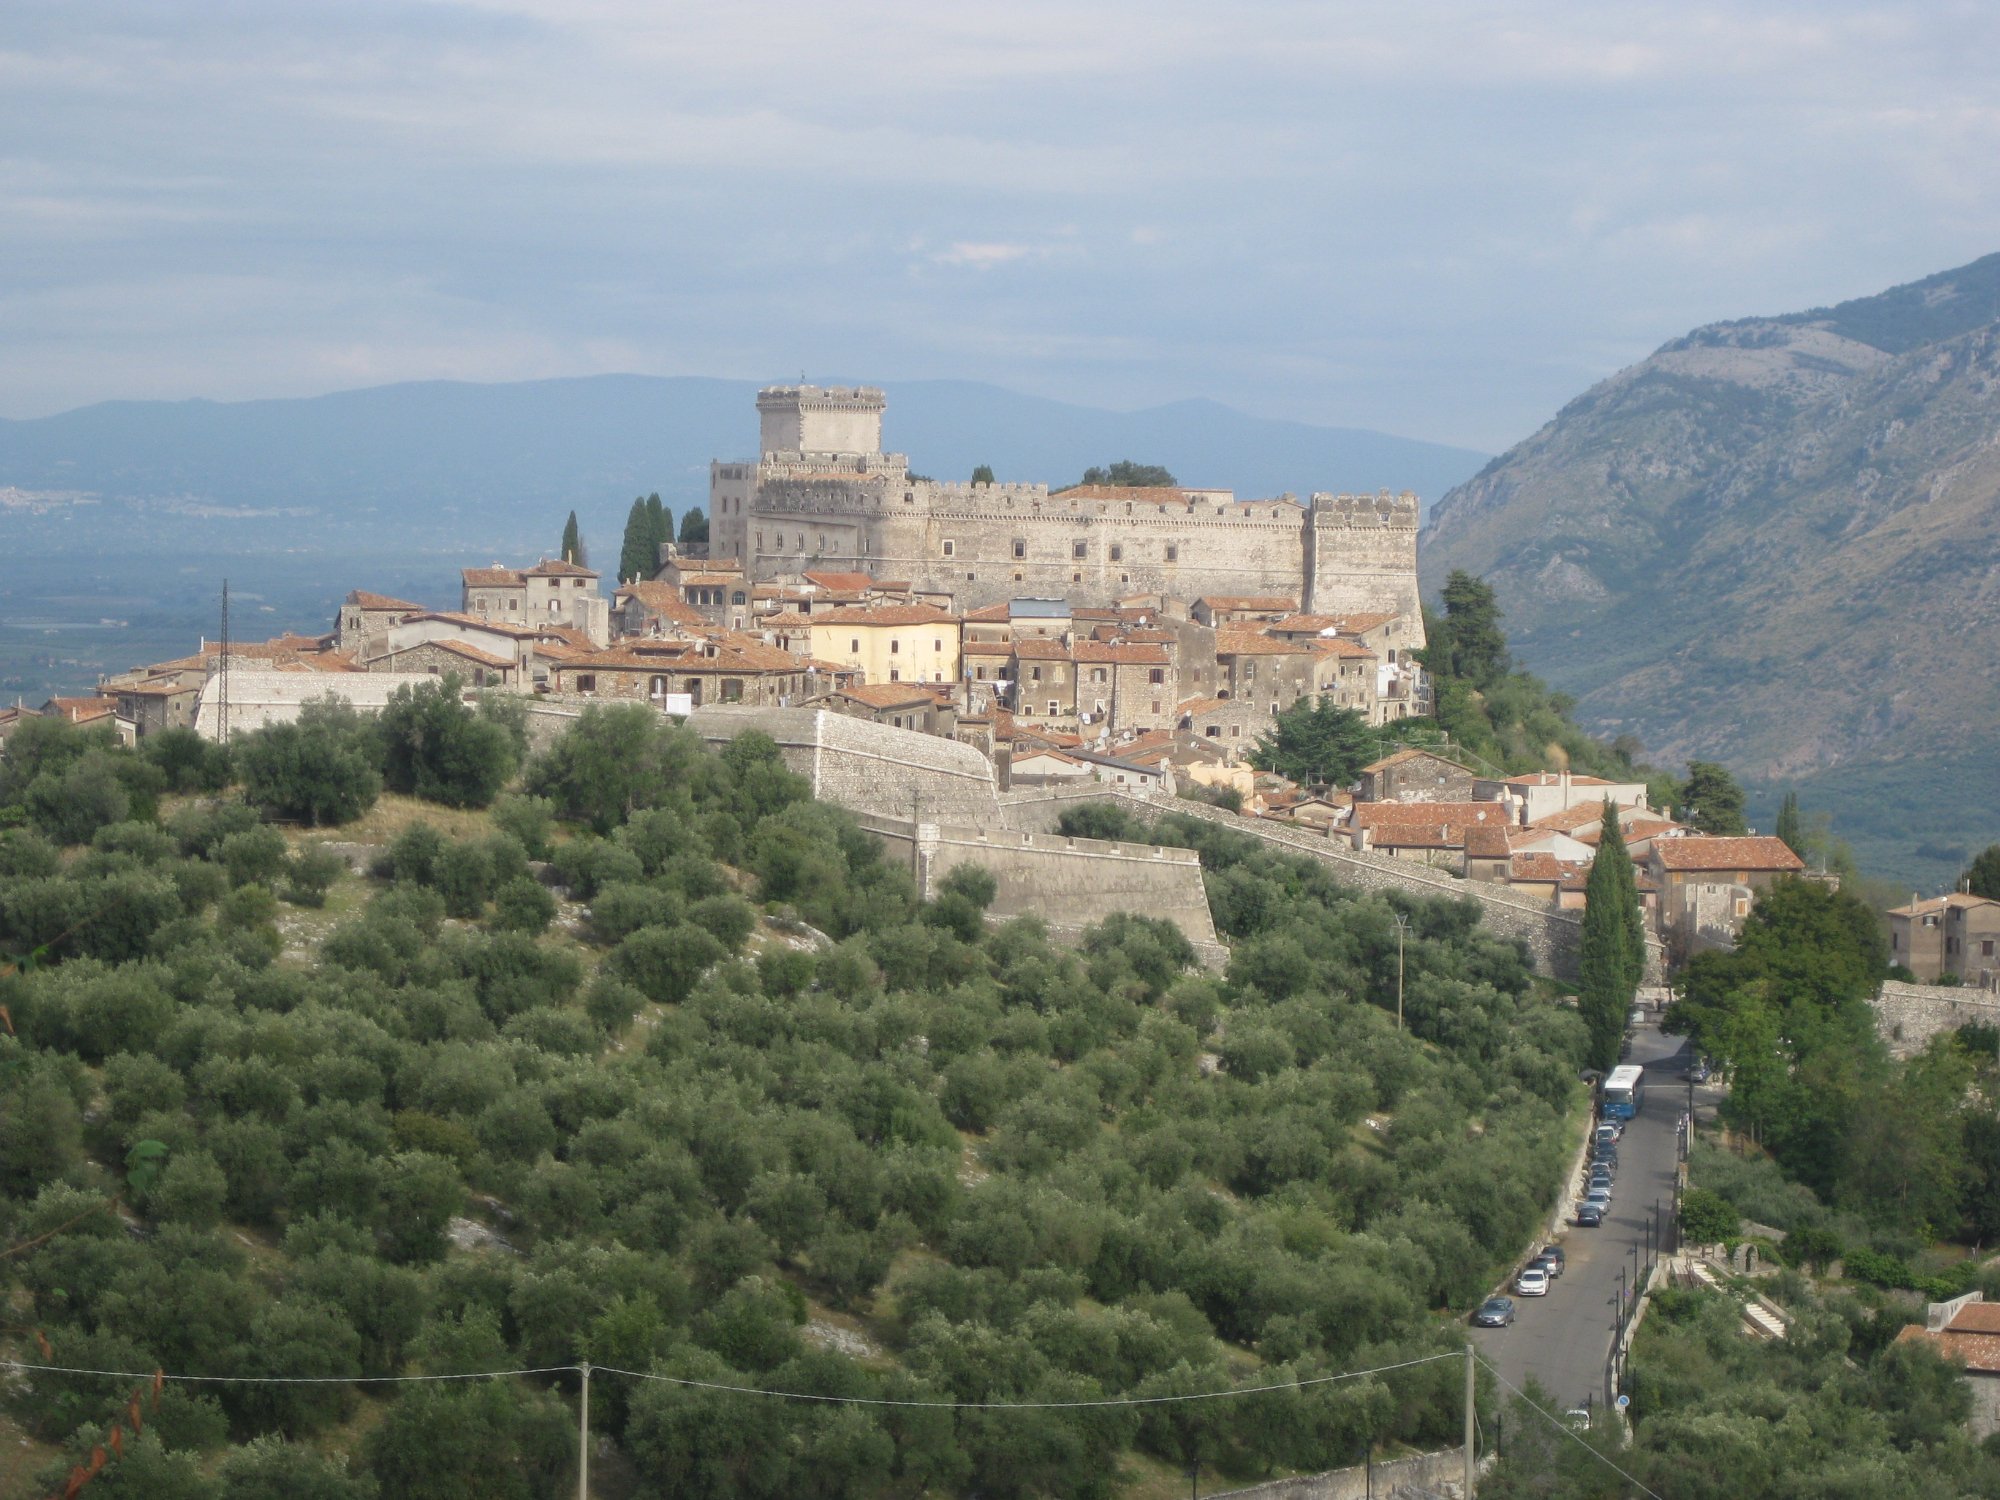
[1471,1016,1689,1413]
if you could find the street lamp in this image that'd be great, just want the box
[1392,912,1411,1031]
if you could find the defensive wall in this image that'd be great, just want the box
[850,811,1227,969]
[1207,1444,1473,1500]
[998,783,1668,984]
[1871,980,2000,1058]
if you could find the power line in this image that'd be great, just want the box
[1474,1354,1666,1500]
[2,1351,1457,1409]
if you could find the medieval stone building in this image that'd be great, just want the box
[707,385,1423,633]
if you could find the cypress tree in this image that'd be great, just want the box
[618,497,653,583]
[1775,791,1804,856]
[644,493,669,572]
[560,511,583,566]
[1577,800,1639,1071]
[678,507,708,546]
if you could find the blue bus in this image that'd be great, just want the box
[1602,1064,1645,1121]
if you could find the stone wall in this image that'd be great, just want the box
[1871,980,2000,1058]
[1208,1446,1469,1500]
[851,811,1228,969]
[998,784,1667,984]
[686,705,1002,824]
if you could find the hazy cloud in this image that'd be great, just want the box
[0,0,1995,449]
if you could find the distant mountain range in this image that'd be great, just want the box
[0,375,1486,549]
[1421,252,2000,886]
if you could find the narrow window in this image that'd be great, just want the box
[1072,541,1087,560]
[942,539,955,557]
[577,674,596,693]
[1109,544,1122,562]
[1165,544,1178,562]
[1013,539,1026,558]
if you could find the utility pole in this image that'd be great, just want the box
[577,1361,591,1500]
[217,579,231,747]
[1394,912,1410,1031]
[1463,1341,1476,1499]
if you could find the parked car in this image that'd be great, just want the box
[1564,1408,1592,1431]
[1585,1186,1613,1211]
[1541,1244,1567,1274]
[1473,1296,1516,1327]
[1628,1006,1645,1027]
[1530,1251,1562,1281]
[1597,1120,1624,1143]
[1690,1059,1711,1084]
[1576,1202,1604,1227]
[1514,1266,1550,1297]
[1589,1164,1615,1187]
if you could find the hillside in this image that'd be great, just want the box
[1420,253,2000,885]
[0,703,1577,1496]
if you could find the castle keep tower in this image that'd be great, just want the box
[1305,491,1423,625]
[756,385,885,459]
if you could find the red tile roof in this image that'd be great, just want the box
[1072,640,1171,666]
[345,589,424,611]
[524,558,597,578]
[1216,630,1313,657]
[1200,596,1298,613]
[1651,837,1806,873]
[462,566,523,588]
[840,682,937,710]
[802,570,878,593]
[814,604,959,627]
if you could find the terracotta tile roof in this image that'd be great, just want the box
[802,570,877,592]
[1012,640,1070,661]
[523,558,597,578]
[814,603,958,627]
[1651,836,1806,873]
[1310,638,1378,660]
[1888,892,2000,918]
[1177,696,1231,717]
[758,611,814,629]
[1464,825,1512,858]
[1360,747,1457,772]
[1505,772,1622,788]
[963,641,1014,657]
[1366,825,1467,849]
[1529,803,1610,833]
[840,683,936,710]
[462,566,523,588]
[43,696,120,720]
[115,679,196,698]
[1013,747,1087,767]
[398,639,514,670]
[1353,801,1507,828]
[1896,1323,2000,1375]
[671,556,742,575]
[345,589,424,611]
[1072,640,1170,666]
[1950,1303,2000,1334]
[1216,630,1313,657]
[1509,854,1591,884]
[1200,596,1298,613]
[964,603,1013,623]
[405,610,543,639]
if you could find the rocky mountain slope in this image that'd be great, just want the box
[1421,254,2000,883]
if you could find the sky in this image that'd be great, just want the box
[3,1,1997,451]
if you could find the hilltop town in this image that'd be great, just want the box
[15,383,1991,986]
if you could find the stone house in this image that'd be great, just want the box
[1474,771,1652,825]
[1176,695,1263,753]
[808,603,961,687]
[1345,800,1515,873]
[1008,746,1094,787]
[1072,640,1175,734]
[1887,893,2000,988]
[111,677,201,738]
[1213,631,1378,722]
[1648,836,1806,959]
[335,590,425,655]
[1896,1292,2000,1438]
[1003,639,1078,723]
[1191,595,1298,627]
[1359,747,1476,803]
[818,682,956,736]
[461,559,610,645]
[367,638,522,689]
[547,636,841,709]
[665,559,753,629]
[613,582,709,638]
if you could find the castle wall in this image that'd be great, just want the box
[1306,492,1424,630]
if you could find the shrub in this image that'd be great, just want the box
[221,826,291,888]
[490,877,557,935]
[285,845,347,907]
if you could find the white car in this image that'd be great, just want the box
[1628,1007,1645,1027]
[1585,1186,1613,1211]
[1514,1266,1550,1297]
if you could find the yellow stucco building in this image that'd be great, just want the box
[809,603,961,686]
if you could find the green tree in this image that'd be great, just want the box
[971,465,996,485]
[646,493,670,564]
[1248,699,1377,789]
[1679,761,1748,836]
[1426,571,1509,690]
[219,1437,377,1500]
[1078,460,1175,487]
[1576,805,1639,1072]
[1679,1185,1738,1244]
[619,497,654,583]
[236,700,381,828]
[560,510,583,567]
[376,676,519,809]
[1774,790,1804,856]
[679,506,709,546]
[1963,843,2000,900]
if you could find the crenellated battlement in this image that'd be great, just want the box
[1310,490,1422,526]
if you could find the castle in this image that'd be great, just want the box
[708,385,1423,626]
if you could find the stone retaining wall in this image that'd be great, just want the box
[998,785,1666,984]
[1208,1445,1469,1500]
[1872,980,2000,1058]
